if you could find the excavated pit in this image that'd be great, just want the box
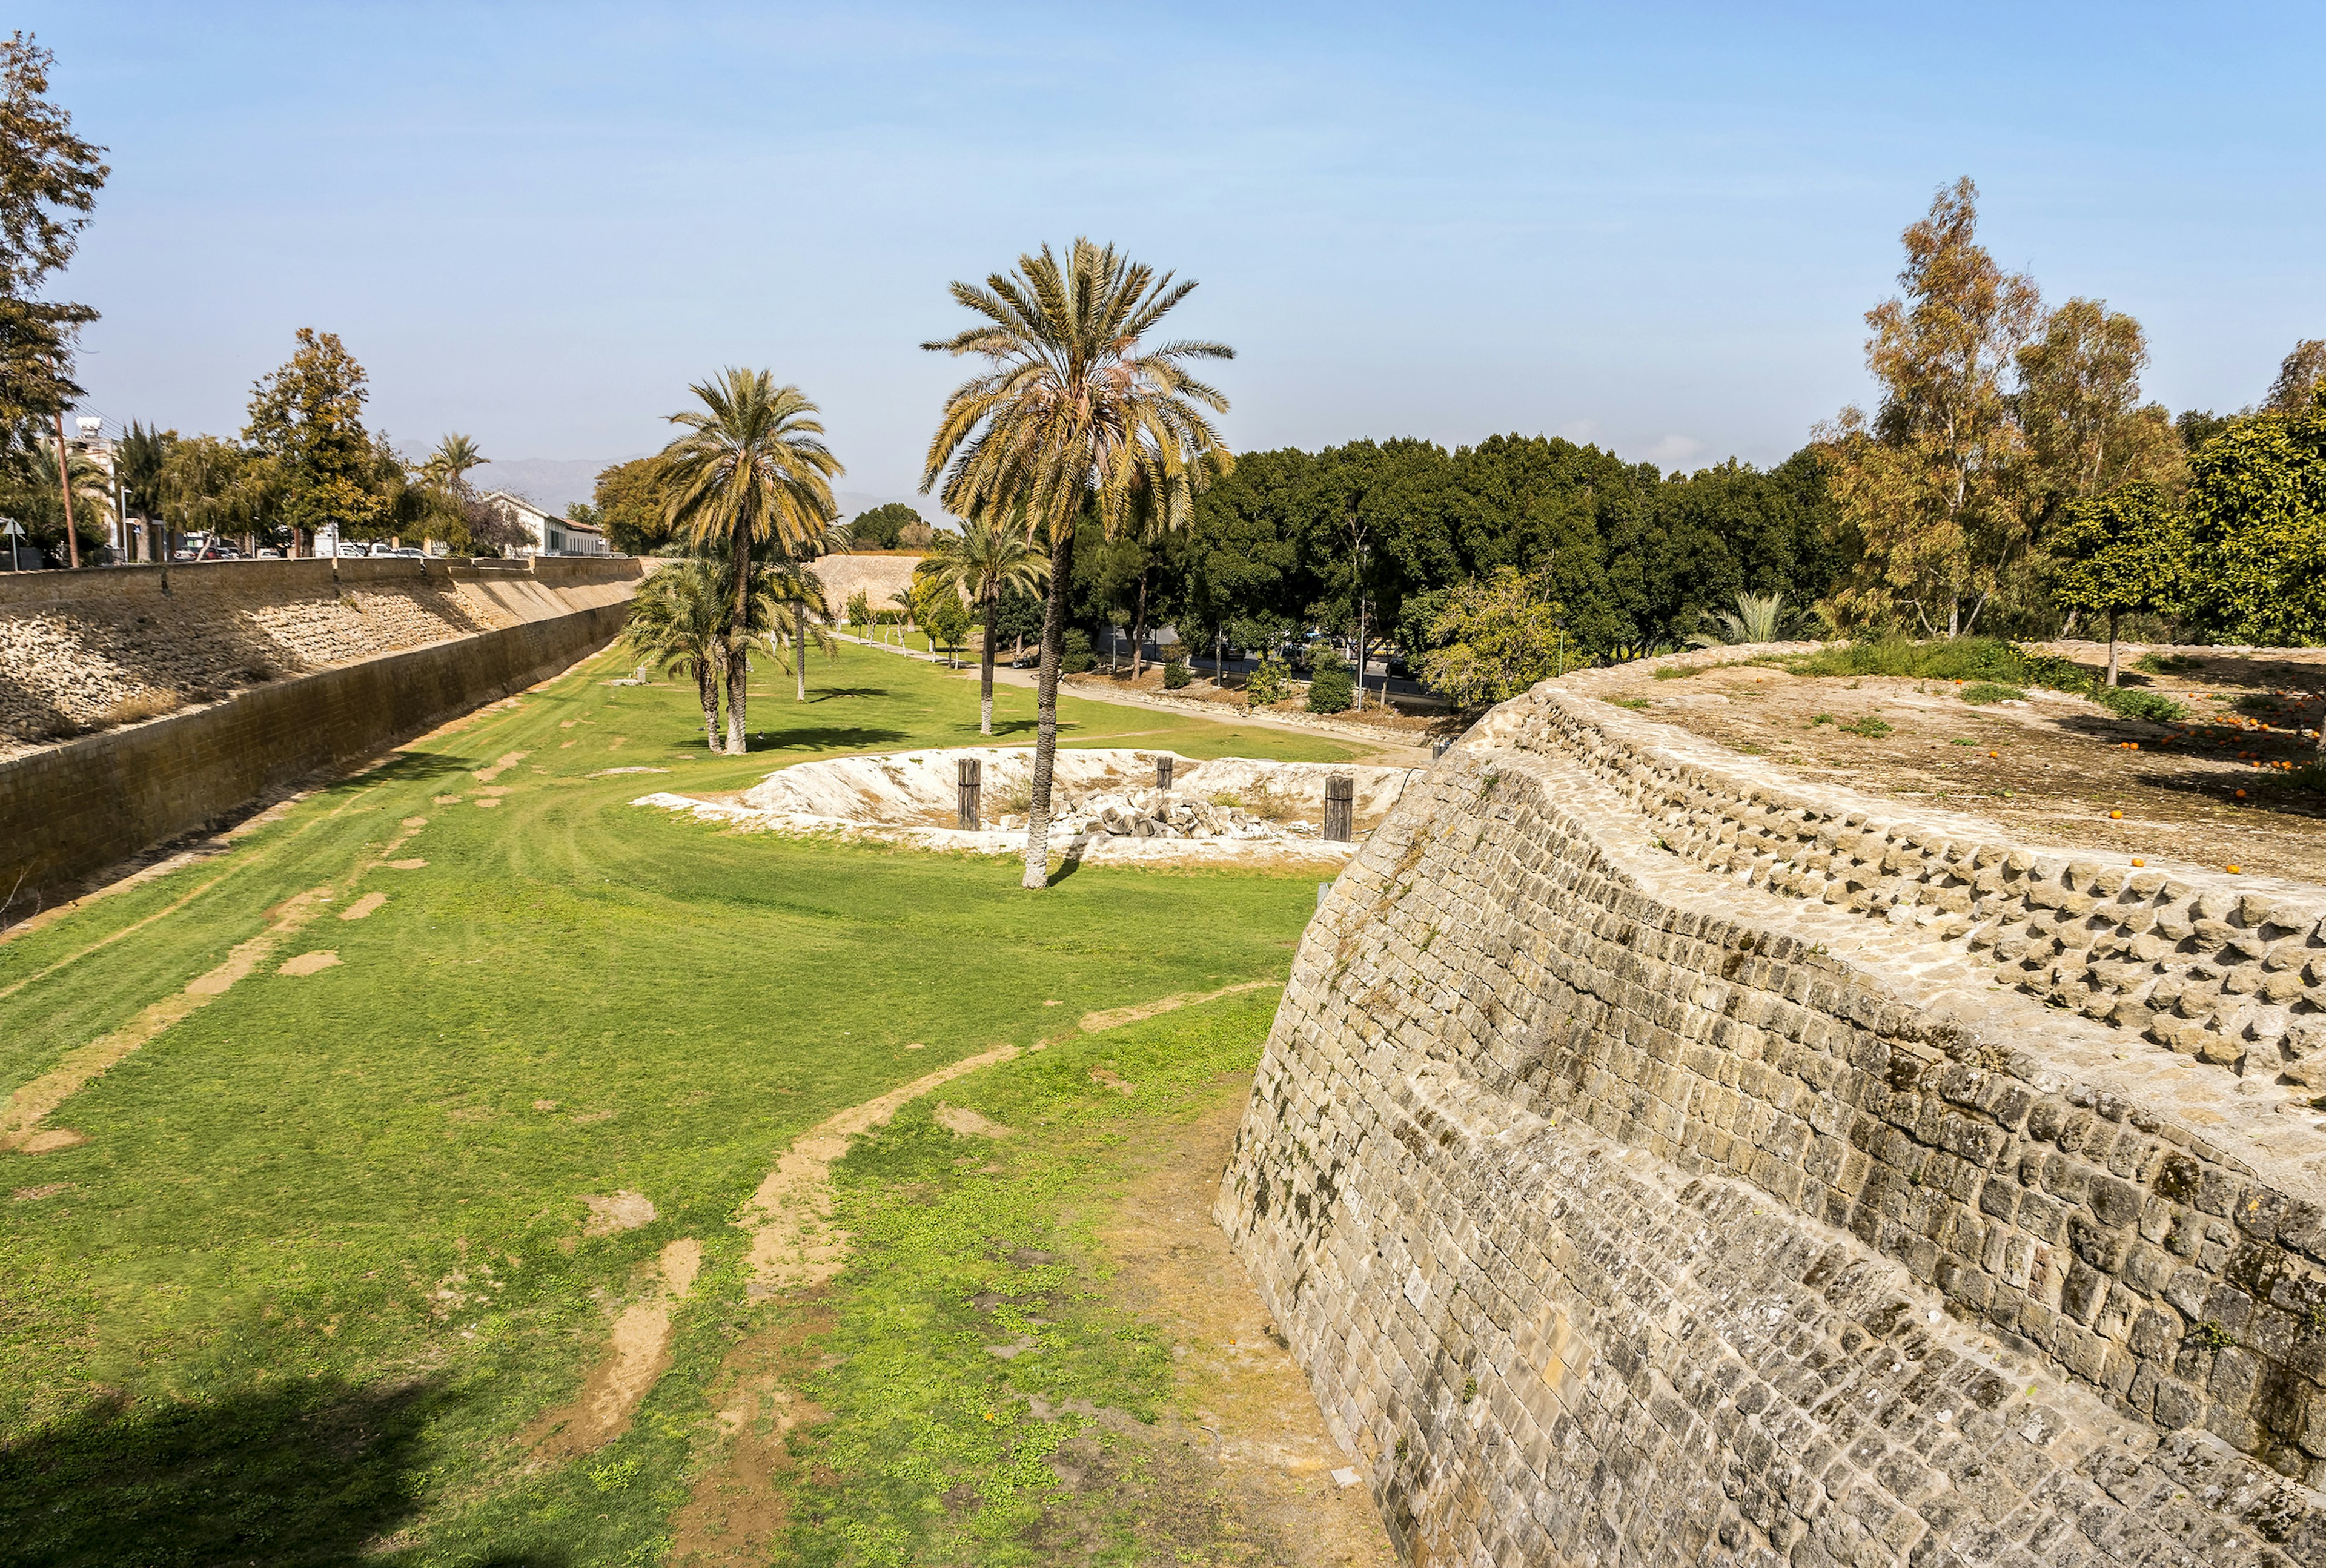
[635,747,1419,867]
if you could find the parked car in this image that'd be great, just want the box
[255,547,283,558]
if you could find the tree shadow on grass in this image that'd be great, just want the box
[746,726,911,755]
[802,688,893,702]
[0,1375,559,1568]
[362,750,484,786]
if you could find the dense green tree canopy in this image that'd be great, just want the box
[591,458,672,555]
[243,329,381,544]
[846,502,924,550]
[1147,432,1840,667]
[2178,392,2326,646]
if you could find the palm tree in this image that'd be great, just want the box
[422,433,488,492]
[914,509,1050,735]
[921,239,1233,888]
[11,439,111,563]
[656,371,843,753]
[1685,590,1809,649]
[621,558,731,748]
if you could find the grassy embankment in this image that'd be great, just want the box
[0,641,1353,1566]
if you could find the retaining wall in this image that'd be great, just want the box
[1,560,639,911]
[1219,663,2326,1566]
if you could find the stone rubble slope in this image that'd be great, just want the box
[1219,657,2326,1567]
[0,563,634,755]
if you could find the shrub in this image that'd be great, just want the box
[1840,715,1893,738]
[96,690,186,726]
[2133,652,2201,676]
[1060,629,1096,674]
[1245,653,1290,707]
[1306,654,1354,713]
[1960,682,2027,705]
[1162,658,1190,690]
[1785,638,2186,722]
[2106,689,2186,723]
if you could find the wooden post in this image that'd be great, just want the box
[1324,775,1354,842]
[958,757,981,830]
[1156,756,1173,793]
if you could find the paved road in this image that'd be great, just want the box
[837,633,1433,759]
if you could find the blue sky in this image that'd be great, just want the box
[24,1,2326,507]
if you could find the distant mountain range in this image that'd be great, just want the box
[469,456,947,528]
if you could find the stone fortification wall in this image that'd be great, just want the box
[1219,654,2326,1566]
[0,558,640,911]
[806,552,928,618]
[0,555,640,750]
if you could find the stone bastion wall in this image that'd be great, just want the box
[1218,650,2326,1567]
[0,557,643,912]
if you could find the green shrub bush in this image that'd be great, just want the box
[1784,638,2186,722]
[1960,682,2027,704]
[1061,629,1096,674]
[1305,654,1354,713]
[1245,653,1290,707]
[1162,658,1191,690]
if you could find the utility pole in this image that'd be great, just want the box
[1348,520,1363,712]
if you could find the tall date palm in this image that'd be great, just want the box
[921,239,1232,888]
[913,509,1050,735]
[657,371,841,753]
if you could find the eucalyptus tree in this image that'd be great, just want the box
[655,371,842,753]
[913,510,1050,733]
[921,239,1232,888]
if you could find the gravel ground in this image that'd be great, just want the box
[1568,641,2326,884]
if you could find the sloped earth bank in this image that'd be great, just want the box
[1577,640,2326,882]
[636,747,1418,868]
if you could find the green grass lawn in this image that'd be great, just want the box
[0,641,1348,1566]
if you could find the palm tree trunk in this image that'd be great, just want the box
[1130,569,1148,681]
[1021,525,1075,890]
[726,534,750,753]
[699,661,720,749]
[980,592,997,736]
[794,600,808,700]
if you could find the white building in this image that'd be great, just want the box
[480,490,609,557]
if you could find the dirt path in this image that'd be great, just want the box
[739,1042,1023,1296]
[1078,978,1279,1034]
[833,633,1431,762]
[1092,1091,1398,1567]
[522,1237,704,1458]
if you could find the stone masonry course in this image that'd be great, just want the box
[1219,649,2326,1566]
